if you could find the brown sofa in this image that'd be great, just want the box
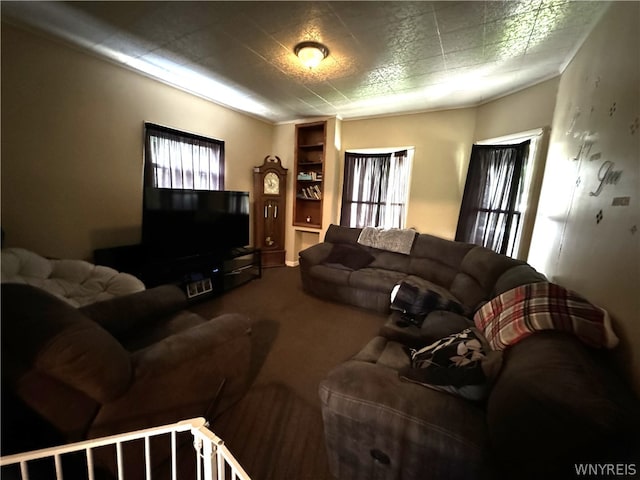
[300,225,640,479]
[299,224,546,320]
[1,283,252,475]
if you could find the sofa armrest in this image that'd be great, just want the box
[88,313,252,437]
[79,285,188,336]
[320,359,489,480]
[299,242,333,267]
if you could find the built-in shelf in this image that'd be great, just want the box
[293,121,326,228]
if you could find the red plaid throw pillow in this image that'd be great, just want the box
[474,282,618,350]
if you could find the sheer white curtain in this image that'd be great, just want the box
[341,149,412,229]
[145,124,224,190]
[382,150,411,228]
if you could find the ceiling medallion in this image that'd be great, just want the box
[294,41,329,69]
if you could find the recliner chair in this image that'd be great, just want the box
[1,283,252,457]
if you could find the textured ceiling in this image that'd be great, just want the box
[2,1,610,123]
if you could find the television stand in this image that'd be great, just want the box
[218,248,262,294]
[94,245,261,300]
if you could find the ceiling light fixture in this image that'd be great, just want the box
[294,41,329,69]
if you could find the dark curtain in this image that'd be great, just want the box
[340,150,408,228]
[455,141,529,256]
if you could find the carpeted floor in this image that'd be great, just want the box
[190,265,386,480]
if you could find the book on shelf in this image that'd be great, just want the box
[299,185,322,199]
[297,171,323,181]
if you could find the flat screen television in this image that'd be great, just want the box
[142,188,250,259]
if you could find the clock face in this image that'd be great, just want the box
[264,172,280,195]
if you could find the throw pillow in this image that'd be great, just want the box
[323,243,375,271]
[474,282,619,350]
[399,327,501,401]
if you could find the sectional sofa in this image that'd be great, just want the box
[299,224,640,479]
[299,224,545,319]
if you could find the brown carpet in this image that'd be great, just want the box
[190,266,386,480]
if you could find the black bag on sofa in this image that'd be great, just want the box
[391,282,466,323]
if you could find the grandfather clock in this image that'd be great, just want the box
[253,155,288,267]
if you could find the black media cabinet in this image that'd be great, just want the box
[94,245,261,301]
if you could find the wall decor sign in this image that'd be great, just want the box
[589,160,623,196]
[612,196,630,206]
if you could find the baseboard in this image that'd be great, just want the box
[286,260,299,267]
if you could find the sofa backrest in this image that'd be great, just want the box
[493,263,547,296]
[323,224,545,310]
[407,233,476,287]
[2,284,133,438]
[449,246,526,309]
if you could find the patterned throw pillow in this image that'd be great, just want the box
[474,282,619,350]
[399,327,501,401]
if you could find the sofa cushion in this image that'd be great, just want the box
[309,264,352,286]
[352,336,411,369]
[323,243,374,270]
[348,268,406,294]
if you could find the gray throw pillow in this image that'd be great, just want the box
[323,243,375,270]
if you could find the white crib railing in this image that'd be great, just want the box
[0,417,250,480]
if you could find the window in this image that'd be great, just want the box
[340,149,413,229]
[455,141,530,257]
[144,123,224,190]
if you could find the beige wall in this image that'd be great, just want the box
[529,2,640,392]
[474,77,560,141]
[1,24,273,260]
[0,23,559,266]
[472,78,560,262]
[341,109,477,240]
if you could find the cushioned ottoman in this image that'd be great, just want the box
[1,247,145,307]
